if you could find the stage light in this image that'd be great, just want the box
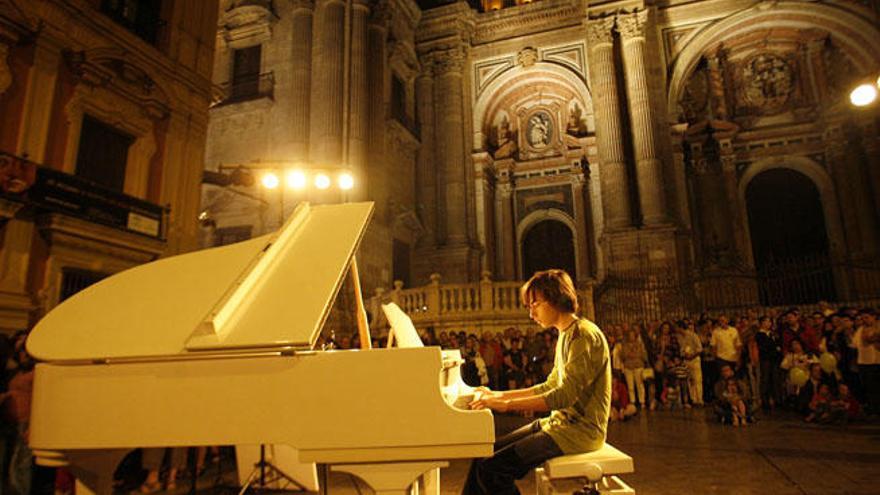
[286,169,307,189]
[261,172,280,189]
[850,83,878,107]
[314,173,331,189]
[338,172,354,190]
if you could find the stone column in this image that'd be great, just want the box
[432,46,468,245]
[289,0,314,160]
[617,10,668,226]
[587,17,632,230]
[494,178,516,280]
[415,56,437,247]
[366,10,388,205]
[309,0,345,164]
[571,171,592,280]
[347,0,370,201]
[845,124,879,256]
[17,35,61,162]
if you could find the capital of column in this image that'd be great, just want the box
[587,17,615,47]
[433,46,466,76]
[616,10,648,42]
[290,0,315,12]
[418,52,434,79]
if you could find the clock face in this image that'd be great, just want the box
[526,110,553,149]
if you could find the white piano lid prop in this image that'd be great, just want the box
[27,202,374,362]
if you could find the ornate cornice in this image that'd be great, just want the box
[473,2,582,45]
[616,9,648,41]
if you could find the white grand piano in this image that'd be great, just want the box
[26,201,494,494]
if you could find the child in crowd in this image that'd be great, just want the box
[723,379,748,426]
[805,383,834,423]
[665,355,691,409]
[610,373,637,421]
[830,383,861,422]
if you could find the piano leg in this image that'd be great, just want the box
[332,461,447,495]
[65,449,129,495]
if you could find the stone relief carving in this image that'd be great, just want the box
[433,47,466,75]
[565,101,588,138]
[678,62,709,123]
[517,47,538,68]
[586,17,615,46]
[615,10,648,40]
[739,52,794,112]
[491,113,518,159]
[526,110,553,149]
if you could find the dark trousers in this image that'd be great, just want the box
[759,359,782,407]
[462,420,563,495]
[859,364,880,415]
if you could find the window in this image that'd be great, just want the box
[60,268,108,302]
[231,45,262,101]
[100,0,163,45]
[214,225,253,246]
[75,115,134,192]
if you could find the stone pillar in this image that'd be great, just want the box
[17,35,61,162]
[432,46,468,245]
[473,153,493,273]
[571,171,592,280]
[844,124,879,256]
[289,0,314,160]
[494,178,516,280]
[366,10,388,205]
[617,10,668,226]
[309,0,345,164]
[415,56,437,247]
[587,17,632,231]
[347,0,370,201]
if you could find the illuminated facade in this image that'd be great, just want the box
[0,0,219,333]
[203,0,880,316]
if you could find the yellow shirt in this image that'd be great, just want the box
[529,318,611,453]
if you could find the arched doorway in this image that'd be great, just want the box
[745,168,835,305]
[521,220,576,280]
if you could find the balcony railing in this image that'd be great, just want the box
[216,72,275,106]
[367,272,595,335]
[0,151,168,240]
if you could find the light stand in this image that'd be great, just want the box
[237,445,306,495]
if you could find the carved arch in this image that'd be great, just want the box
[667,2,880,119]
[516,208,580,280]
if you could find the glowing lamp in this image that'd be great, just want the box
[314,173,331,189]
[338,172,354,190]
[261,172,280,189]
[850,83,878,107]
[286,170,307,189]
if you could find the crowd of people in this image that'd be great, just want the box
[417,303,879,426]
[1,302,878,494]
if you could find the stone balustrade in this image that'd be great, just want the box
[368,272,595,335]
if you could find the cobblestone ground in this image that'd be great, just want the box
[164,408,880,495]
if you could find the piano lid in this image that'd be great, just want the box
[27,202,374,362]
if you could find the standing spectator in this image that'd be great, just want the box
[479,332,503,390]
[852,310,880,415]
[699,319,717,403]
[502,338,528,390]
[754,316,783,411]
[676,320,703,406]
[710,315,742,375]
[781,310,820,354]
[620,330,648,409]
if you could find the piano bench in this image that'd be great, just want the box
[535,443,635,495]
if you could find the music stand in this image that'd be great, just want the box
[238,445,307,495]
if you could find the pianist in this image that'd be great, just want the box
[464,269,611,495]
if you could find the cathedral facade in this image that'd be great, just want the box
[204,0,880,317]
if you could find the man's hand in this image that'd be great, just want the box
[469,394,510,412]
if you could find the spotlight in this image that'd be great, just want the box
[314,173,331,189]
[850,83,878,107]
[338,172,354,190]
[261,172,280,189]
[286,169,307,189]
